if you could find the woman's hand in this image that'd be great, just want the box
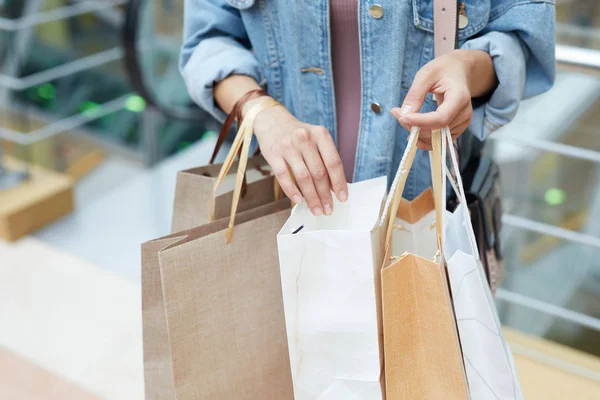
[391,49,497,150]
[247,98,348,216]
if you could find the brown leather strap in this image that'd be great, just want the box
[210,89,268,164]
[210,89,268,197]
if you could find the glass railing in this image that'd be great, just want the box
[493,73,600,364]
[0,0,141,190]
[0,0,218,191]
[557,0,600,51]
[122,0,219,156]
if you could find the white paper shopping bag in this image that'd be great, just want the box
[277,177,388,400]
[440,127,524,400]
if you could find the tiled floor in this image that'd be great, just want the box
[0,237,144,399]
[0,346,100,400]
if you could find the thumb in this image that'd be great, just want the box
[392,69,435,120]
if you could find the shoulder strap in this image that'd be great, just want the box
[433,0,458,57]
[433,0,461,178]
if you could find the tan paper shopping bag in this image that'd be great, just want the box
[142,237,182,400]
[171,94,279,233]
[142,97,294,399]
[171,156,275,232]
[143,170,278,399]
[382,253,468,399]
[152,199,293,399]
[380,128,469,399]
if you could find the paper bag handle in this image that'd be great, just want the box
[441,127,480,260]
[380,127,422,252]
[431,130,445,256]
[380,127,447,260]
[211,97,281,243]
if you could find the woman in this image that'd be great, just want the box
[180,0,555,216]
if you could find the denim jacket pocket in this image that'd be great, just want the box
[412,0,490,40]
[225,0,255,10]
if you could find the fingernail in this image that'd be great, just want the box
[390,108,402,119]
[324,204,332,215]
[313,207,323,216]
[339,191,348,202]
[292,195,302,204]
[400,105,413,115]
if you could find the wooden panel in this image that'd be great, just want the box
[506,328,600,399]
[0,346,99,400]
[0,157,73,241]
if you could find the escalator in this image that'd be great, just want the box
[122,0,219,164]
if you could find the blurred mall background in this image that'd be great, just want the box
[0,0,599,398]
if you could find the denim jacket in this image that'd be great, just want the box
[180,0,555,199]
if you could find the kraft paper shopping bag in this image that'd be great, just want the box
[171,156,275,232]
[142,97,294,399]
[380,127,470,400]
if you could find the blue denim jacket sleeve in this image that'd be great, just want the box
[180,0,263,122]
[460,1,556,140]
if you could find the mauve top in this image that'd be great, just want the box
[330,0,361,181]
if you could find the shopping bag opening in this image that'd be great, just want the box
[279,177,387,235]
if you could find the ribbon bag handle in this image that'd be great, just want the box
[209,89,268,164]
[211,97,280,243]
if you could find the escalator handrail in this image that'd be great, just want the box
[122,0,205,121]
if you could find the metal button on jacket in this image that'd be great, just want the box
[369,4,384,19]
[371,102,383,114]
[458,3,469,29]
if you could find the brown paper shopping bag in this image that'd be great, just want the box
[380,128,469,400]
[142,187,283,399]
[142,236,183,400]
[145,199,293,399]
[142,97,294,399]
[171,156,276,232]
[171,88,283,232]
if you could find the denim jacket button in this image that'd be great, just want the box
[371,102,383,114]
[369,4,384,19]
[458,3,469,29]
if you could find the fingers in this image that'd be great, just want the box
[399,66,436,117]
[267,125,347,216]
[293,128,334,215]
[278,137,324,216]
[312,127,349,203]
[417,138,433,151]
[267,154,302,204]
[392,89,472,152]
[401,88,471,129]
[451,121,470,139]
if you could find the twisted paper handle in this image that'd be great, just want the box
[380,126,422,253]
[379,126,446,263]
[440,127,480,260]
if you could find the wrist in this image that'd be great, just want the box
[242,95,273,118]
[459,49,497,98]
